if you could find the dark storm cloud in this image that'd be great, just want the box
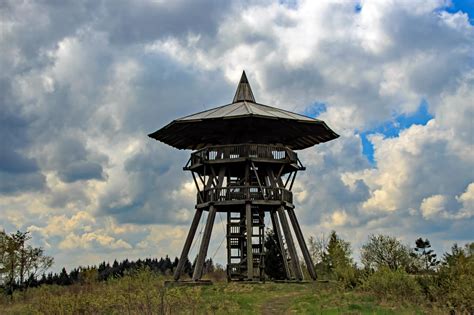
[0,80,46,193]
[59,161,105,183]
[0,172,45,194]
[1,0,231,59]
[94,0,231,45]
[98,144,191,225]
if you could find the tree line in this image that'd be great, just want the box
[0,230,216,296]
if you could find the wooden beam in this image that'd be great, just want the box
[271,210,291,279]
[284,171,292,188]
[251,161,265,199]
[192,205,217,280]
[289,171,298,190]
[173,209,203,280]
[191,172,203,204]
[277,207,303,280]
[287,208,317,280]
[246,203,253,280]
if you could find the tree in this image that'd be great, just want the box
[411,238,439,273]
[308,235,327,266]
[436,243,474,313]
[361,234,412,271]
[324,231,353,270]
[321,231,356,286]
[442,243,467,267]
[0,230,53,295]
[58,267,72,286]
[264,229,286,280]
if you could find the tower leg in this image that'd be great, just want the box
[287,208,317,280]
[270,210,291,280]
[192,205,217,280]
[246,203,253,280]
[277,207,303,280]
[173,209,203,280]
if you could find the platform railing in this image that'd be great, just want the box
[198,186,293,204]
[190,144,297,166]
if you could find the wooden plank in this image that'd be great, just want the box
[287,208,317,280]
[173,209,203,280]
[271,210,291,280]
[246,203,253,280]
[277,207,303,280]
[192,205,217,280]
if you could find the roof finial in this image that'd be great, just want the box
[232,70,256,103]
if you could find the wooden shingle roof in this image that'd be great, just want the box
[149,71,339,150]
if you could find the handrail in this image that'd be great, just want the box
[198,186,293,204]
[190,144,298,165]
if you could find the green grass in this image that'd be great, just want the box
[0,271,445,314]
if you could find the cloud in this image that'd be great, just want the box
[59,161,105,183]
[0,0,472,271]
[420,183,474,220]
[59,232,132,250]
[456,183,474,219]
[420,194,449,219]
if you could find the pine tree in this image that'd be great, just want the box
[412,238,439,273]
[263,229,286,280]
[58,267,71,286]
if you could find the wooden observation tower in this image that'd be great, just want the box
[149,71,339,281]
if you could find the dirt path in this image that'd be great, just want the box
[260,291,303,315]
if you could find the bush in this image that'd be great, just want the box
[361,267,422,303]
[432,245,474,313]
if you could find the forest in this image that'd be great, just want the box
[1,229,472,314]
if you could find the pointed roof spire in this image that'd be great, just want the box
[232,71,256,103]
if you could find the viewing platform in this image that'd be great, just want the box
[196,186,293,208]
[185,144,305,173]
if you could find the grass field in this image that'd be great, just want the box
[1,269,444,315]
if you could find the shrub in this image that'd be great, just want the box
[361,267,422,303]
[432,243,474,313]
[361,234,413,271]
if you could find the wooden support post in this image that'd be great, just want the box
[173,209,203,280]
[287,208,317,280]
[277,207,303,280]
[192,205,217,280]
[271,210,291,279]
[246,203,253,280]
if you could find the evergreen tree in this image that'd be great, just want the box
[411,238,439,273]
[264,229,286,280]
[58,267,72,286]
[183,258,193,277]
[203,258,215,274]
[322,231,356,286]
[324,231,353,271]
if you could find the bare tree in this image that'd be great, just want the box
[308,234,328,265]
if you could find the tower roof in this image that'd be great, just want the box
[149,72,339,150]
[232,71,255,103]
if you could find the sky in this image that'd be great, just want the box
[1,0,473,272]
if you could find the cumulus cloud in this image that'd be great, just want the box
[420,195,449,219]
[0,0,472,271]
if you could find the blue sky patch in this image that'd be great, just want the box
[446,0,474,24]
[303,102,327,118]
[359,101,434,165]
[354,3,362,13]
